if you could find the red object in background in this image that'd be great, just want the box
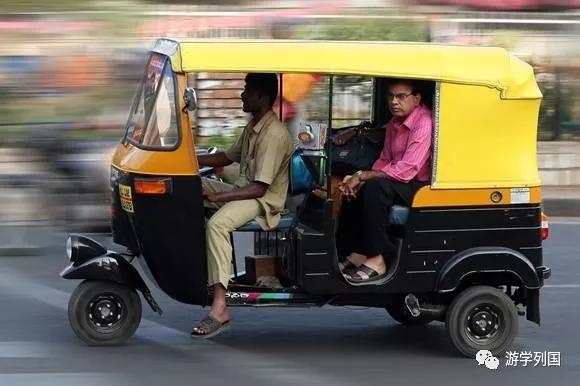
[0,20,99,32]
[274,73,322,123]
[141,2,345,37]
[415,0,580,10]
[273,98,296,123]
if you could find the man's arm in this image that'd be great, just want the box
[198,152,234,168]
[358,170,387,181]
[198,128,243,167]
[205,182,267,203]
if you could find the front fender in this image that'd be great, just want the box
[61,252,162,314]
[61,253,148,291]
[436,247,541,292]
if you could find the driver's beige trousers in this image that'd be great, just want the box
[202,178,263,289]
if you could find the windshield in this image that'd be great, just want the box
[125,53,179,149]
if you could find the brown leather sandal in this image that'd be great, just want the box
[191,315,231,339]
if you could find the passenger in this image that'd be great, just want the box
[192,73,293,338]
[336,78,432,284]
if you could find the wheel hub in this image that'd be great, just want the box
[88,296,124,328]
[466,305,500,340]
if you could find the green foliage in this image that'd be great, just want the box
[312,19,428,43]
[489,31,521,51]
[196,130,240,151]
[0,0,97,11]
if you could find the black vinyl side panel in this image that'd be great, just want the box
[408,205,543,268]
[115,172,208,306]
[298,201,544,296]
[111,188,140,253]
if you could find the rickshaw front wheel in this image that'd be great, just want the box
[68,280,142,346]
[445,285,518,358]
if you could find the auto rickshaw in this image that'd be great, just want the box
[61,38,551,357]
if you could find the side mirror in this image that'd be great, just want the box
[183,87,198,112]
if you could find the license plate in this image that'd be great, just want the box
[119,184,134,213]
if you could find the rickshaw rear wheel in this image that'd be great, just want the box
[68,280,142,346]
[385,304,433,326]
[445,285,518,358]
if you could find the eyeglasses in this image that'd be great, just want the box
[387,92,414,102]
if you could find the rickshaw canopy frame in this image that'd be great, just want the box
[153,38,541,100]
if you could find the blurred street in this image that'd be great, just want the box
[0,223,579,386]
[1,1,580,385]
[1,1,579,242]
[1,139,578,257]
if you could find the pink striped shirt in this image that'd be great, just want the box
[372,104,433,183]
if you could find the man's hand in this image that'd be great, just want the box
[202,188,220,203]
[338,170,389,199]
[198,151,233,168]
[338,174,364,198]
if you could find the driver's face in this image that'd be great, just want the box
[241,83,264,113]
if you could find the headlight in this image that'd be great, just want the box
[110,166,120,185]
[66,237,72,260]
[66,235,107,265]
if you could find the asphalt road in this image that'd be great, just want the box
[1,221,579,386]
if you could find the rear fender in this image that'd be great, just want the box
[436,247,541,325]
[436,247,540,292]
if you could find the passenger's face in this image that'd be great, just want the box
[387,83,421,120]
[241,83,265,114]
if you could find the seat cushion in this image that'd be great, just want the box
[236,212,295,232]
[237,206,407,231]
[389,205,410,225]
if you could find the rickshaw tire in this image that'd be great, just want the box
[385,305,433,326]
[68,280,142,346]
[445,285,518,358]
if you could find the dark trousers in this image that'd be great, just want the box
[336,178,425,260]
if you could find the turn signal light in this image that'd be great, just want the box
[134,178,171,194]
[541,212,549,240]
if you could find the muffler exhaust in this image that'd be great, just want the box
[404,293,446,321]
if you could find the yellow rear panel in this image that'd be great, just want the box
[433,83,541,189]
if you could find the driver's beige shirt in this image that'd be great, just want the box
[225,110,293,230]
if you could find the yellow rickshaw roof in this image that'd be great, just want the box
[153,38,540,100]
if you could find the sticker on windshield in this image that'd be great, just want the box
[119,184,134,213]
[510,188,530,204]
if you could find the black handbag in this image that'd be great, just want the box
[330,123,384,176]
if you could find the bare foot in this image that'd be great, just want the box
[208,283,230,323]
[343,252,367,267]
[209,309,231,323]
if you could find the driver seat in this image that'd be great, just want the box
[236,149,310,232]
[235,148,410,231]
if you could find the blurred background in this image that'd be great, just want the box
[1,0,579,254]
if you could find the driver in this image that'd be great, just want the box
[192,73,293,338]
